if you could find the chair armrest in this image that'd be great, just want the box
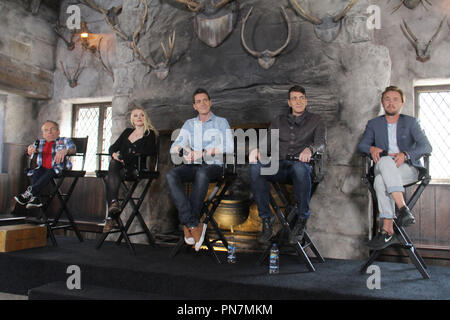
[361,154,373,184]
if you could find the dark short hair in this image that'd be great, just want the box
[382,86,405,103]
[192,88,210,104]
[288,85,306,98]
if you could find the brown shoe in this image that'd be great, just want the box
[183,225,195,245]
[190,223,207,252]
[103,217,116,233]
[108,201,121,217]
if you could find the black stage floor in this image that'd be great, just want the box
[0,236,449,300]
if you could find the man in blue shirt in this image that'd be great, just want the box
[358,86,432,250]
[167,88,233,251]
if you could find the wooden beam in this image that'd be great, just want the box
[0,53,53,100]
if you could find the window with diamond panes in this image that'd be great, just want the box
[415,86,450,182]
[72,103,112,174]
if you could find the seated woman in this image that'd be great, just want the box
[103,105,158,232]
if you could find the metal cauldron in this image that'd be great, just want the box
[213,197,250,231]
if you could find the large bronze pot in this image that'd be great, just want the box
[212,197,250,230]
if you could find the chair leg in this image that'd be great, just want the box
[256,185,324,272]
[303,231,325,263]
[293,242,315,272]
[170,236,186,258]
[360,250,380,274]
[204,234,222,264]
[46,221,57,247]
[115,217,136,255]
[404,246,430,279]
[95,232,108,250]
[394,223,430,279]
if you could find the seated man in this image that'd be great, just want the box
[14,120,76,209]
[166,88,233,251]
[249,85,326,244]
[358,86,432,250]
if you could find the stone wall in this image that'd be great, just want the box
[23,0,450,259]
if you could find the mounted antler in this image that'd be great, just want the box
[210,0,234,9]
[175,0,205,12]
[97,37,114,81]
[60,51,85,88]
[390,0,432,13]
[80,0,128,41]
[333,0,359,22]
[54,19,76,50]
[153,30,176,80]
[130,0,157,69]
[400,18,445,62]
[241,7,291,69]
[289,0,359,42]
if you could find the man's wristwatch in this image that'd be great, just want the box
[402,151,410,160]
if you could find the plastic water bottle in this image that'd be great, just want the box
[227,236,237,264]
[269,243,279,274]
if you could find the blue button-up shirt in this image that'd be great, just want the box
[170,112,233,164]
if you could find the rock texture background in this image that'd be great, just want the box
[2,0,450,259]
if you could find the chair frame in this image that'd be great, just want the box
[95,136,160,255]
[257,153,325,272]
[359,154,431,279]
[27,137,88,246]
[169,152,237,264]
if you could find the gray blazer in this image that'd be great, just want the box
[358,114,432,168]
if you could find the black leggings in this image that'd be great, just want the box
[105,159,125,205]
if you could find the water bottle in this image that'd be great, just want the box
[227,236,237,264]
[269,243,279,274]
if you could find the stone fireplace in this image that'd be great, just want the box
[30,0,412,260]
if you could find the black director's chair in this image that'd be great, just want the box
[257,153,325,272]
[170,152,237,264]
[27,137,88,246]
[95,138,160,255]
[359,154,431,279]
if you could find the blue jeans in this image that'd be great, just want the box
[30,167,56,196]
[166,164,223,228]
[249,160,312,220]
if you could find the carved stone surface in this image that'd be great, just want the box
[26,0,450,259]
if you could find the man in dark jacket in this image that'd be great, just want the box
[249,85,326,244]
[358,86,432,250]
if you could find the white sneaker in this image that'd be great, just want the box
[194,224,207,252]
[183,225,195,245]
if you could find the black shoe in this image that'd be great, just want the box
[396,206,415,227]
[26,197,43,209]
[14,188,33,206]
[366,231,397,250]
[289,217,307,245]
[259,217,274,243]
[14,194,31,206]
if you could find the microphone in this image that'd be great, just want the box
[30,140,39,160]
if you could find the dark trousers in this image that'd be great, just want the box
[105,159,125,205]
[166,164,222,228]
[249,160,312,220]
[31,167,57,196]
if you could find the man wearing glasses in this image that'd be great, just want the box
[249,85,326,244]
[167,88,234,251]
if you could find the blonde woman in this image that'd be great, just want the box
[103,106,158,232]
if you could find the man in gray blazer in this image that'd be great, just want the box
[358,86,432,250]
